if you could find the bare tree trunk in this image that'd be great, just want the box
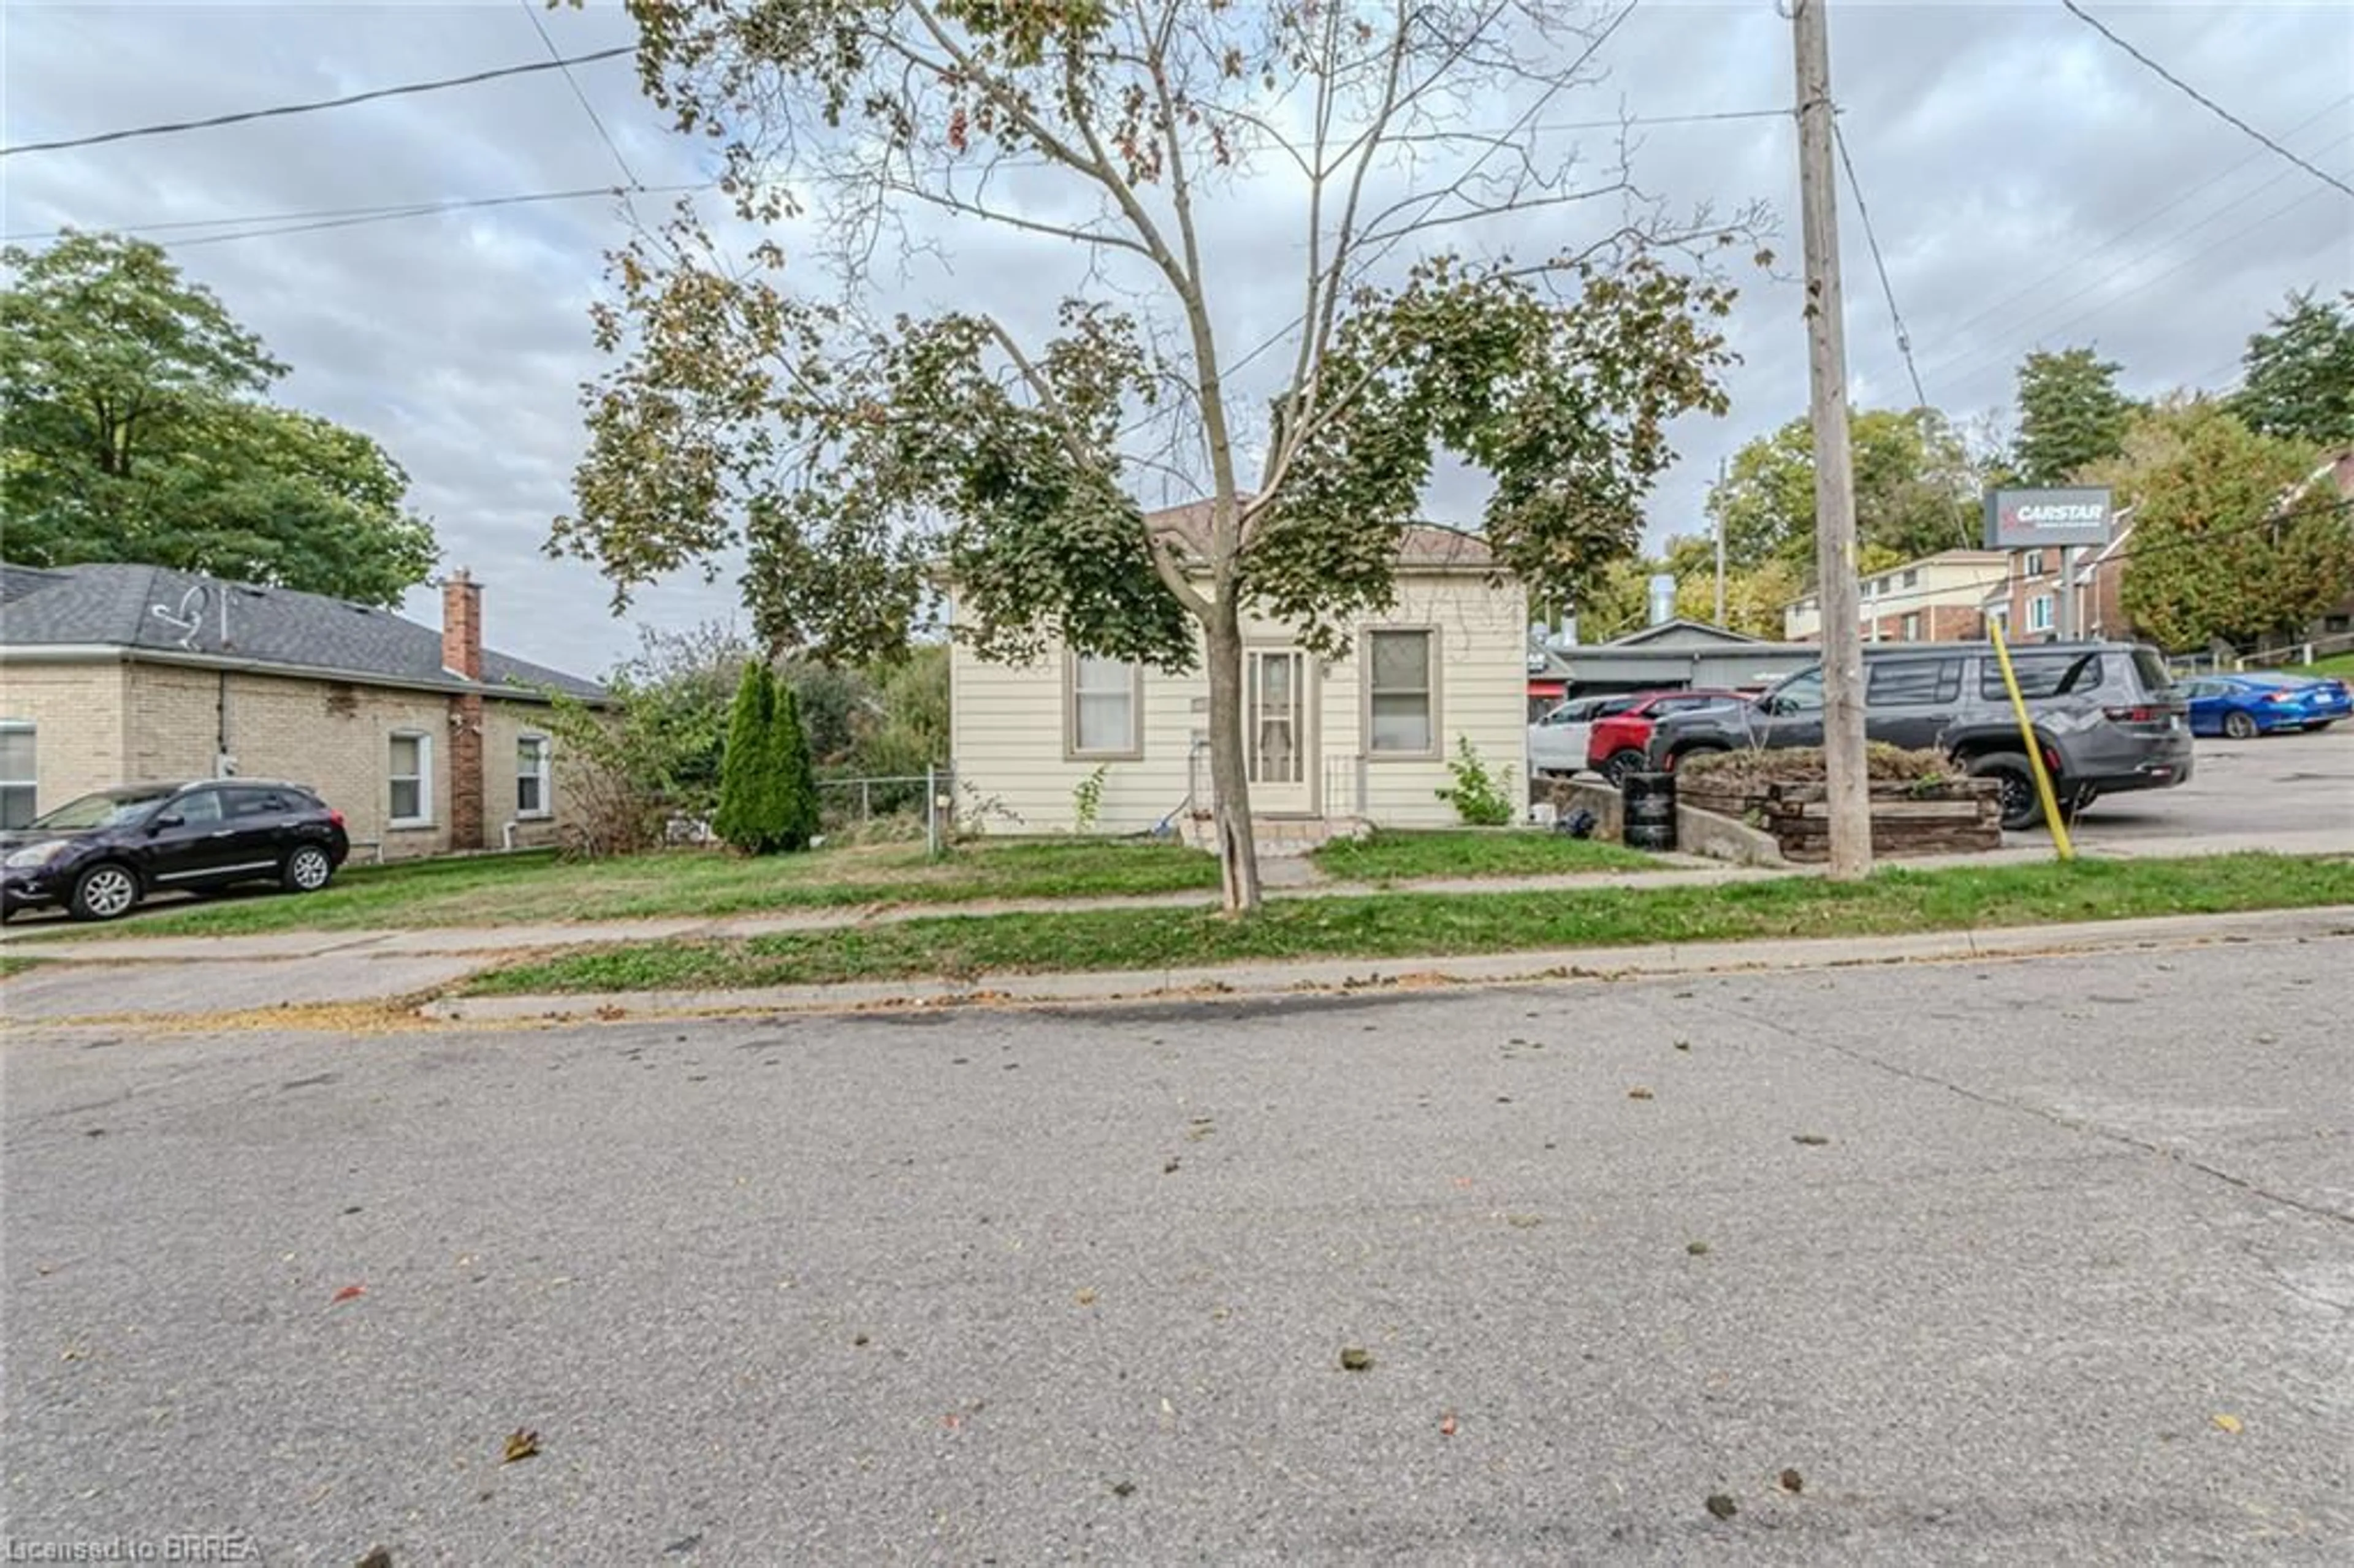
[1202,596,1262,915]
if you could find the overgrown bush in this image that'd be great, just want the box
[1436,736,1517,826]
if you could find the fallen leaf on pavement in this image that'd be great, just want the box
[1686,1241,1711,1256]
[1339,1347,1374,1372]
[1163,1157,1181,1174]
[502,1429,539,1464]
[1110,1480,1137,1498]
[1705,1493,1739,1520]
[1074,1288,1099,1307]
[1627,1087,1654,1101]
[1792,1134,1831,1146]
[2212,1414,2242,1434]
[1778,1468,1804,1493]
[356,1548,393,1568]
[1439,1412,1458,1437]
[331,1284,366,1304]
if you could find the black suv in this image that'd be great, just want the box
[1,780,350,923]
[1645,642,2193,831]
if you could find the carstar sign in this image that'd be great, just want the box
[1983,486,2114,549]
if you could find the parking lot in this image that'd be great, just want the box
[2036,722,2354,857]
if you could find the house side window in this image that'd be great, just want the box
[0,722,34,828]
[1901,612,1922,641]
[517,735,552,818]
[1901,568,1919,588]
[2025,550,2046,577]
[2028,594,2054,633]
[389,731,433,826]
[1366,629,1436,756]
[1067,654,1141,759]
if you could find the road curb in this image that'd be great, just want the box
[421,904,2354,1024]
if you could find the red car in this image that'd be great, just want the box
[1586,688,1754,785]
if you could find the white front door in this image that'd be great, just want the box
[1246,647,1314,815]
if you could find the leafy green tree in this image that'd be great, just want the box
[1704,408,1982,572]
[2101,400,2346,649]
[2231,288,2354,448]
[551,1,1748,912]
[2012,346,2133,485]
[1,229,436,603]
[714,661,779,854]
[768,682,821,851]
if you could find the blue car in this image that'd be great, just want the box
[2179,672,2353,739]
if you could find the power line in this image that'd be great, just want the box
[0,45,634,158]
[1831,115,1927,410]
[2,183,712,251]
[1926,161,2348,390]
[519,2,642,192]
[1924,92,2351,357]
[2060,0,2354,201]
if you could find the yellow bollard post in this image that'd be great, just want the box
[1987,620,2076,861]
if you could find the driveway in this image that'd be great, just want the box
[5,939,2346,1563]
[2013,723,2354,854]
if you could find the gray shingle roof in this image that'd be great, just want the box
[0,562,605,701]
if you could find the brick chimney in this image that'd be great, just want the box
[442,569,486,850]
[442,568,483,680]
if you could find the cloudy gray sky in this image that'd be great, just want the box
[6,1,2348,677]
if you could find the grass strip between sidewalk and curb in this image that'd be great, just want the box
[460,852,2354,997]
[1309,828,1660,881]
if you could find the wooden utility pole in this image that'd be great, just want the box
[1791,0,1872,879]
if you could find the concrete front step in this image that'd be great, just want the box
[1179,815,1371,858]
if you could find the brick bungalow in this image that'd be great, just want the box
[0,563,603,856]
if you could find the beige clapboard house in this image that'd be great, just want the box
[0,564,603,858]
[948,506,1529,842]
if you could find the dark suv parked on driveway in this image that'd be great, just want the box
[1,780,349,922]
[1645,642,2193,830]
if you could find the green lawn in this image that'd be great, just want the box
[42,838,1224,938]
[1310,828,1662,883]
[462,852,2354,995]
[0,954,49,981]
[2286,651,2354,679]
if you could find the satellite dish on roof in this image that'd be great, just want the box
[149,580,228,650]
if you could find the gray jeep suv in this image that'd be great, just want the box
[1645,641,2193,831]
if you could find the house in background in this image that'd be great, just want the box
[0,564,603,856]
[947,505,1527,847]
[1528,616,1816,709]
[1784,549,2008,644]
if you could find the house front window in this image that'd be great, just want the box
[1067,653,1141,759]
[1366,628,1436,755]
[517,735,552,818]
[1902,612,1922,641]
[0,721,34,828]
[389,731,432,827]
[2028,595,2054,633]
[2025,550,2046,577]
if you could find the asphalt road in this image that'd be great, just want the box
[4,940,2348,1565]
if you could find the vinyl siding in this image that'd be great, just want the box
[948,574,1529,833]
